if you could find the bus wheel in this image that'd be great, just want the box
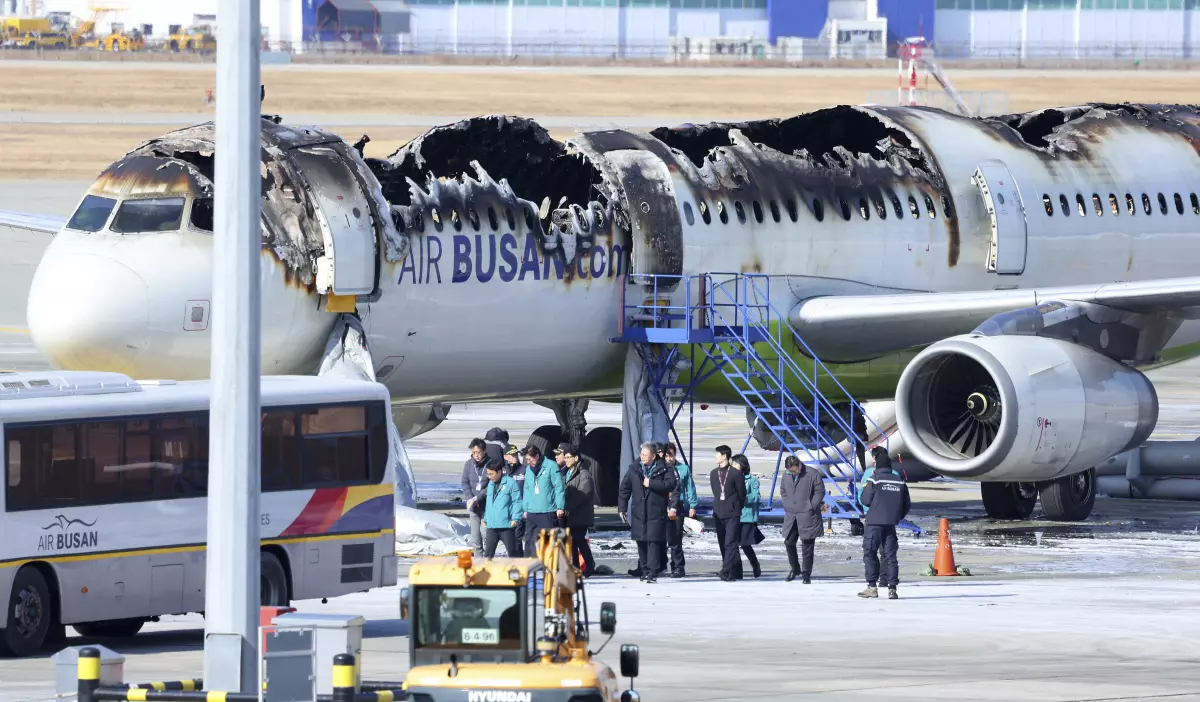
[261,551,289,607]
[0,567,52,657]
[73,619,144,638]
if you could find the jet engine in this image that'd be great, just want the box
[894,334,1157,483]
[391,403,451,441]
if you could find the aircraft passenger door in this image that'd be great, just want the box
[974,160,1027,275]
[291,146,379,297]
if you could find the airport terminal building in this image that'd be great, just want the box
[3,0,1199,58]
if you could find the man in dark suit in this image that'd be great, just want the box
[779,455,826,583]
[618,442,678,584]
[709,445,746,582]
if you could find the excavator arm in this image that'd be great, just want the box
[534,528,585,658]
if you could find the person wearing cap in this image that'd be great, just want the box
[522,445,565,556]
[560,444,596,576]
[858,445,890,512]
[502,444,527,543]
[779,454,826,583]
[664,443,697,578]
[858,451,911,600]
[479,460,523,558]
[460,438,490,556]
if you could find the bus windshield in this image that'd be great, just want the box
[413,587,522,650]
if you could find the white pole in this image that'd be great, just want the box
[204,0,261,692]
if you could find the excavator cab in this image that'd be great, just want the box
[401,531,639,701]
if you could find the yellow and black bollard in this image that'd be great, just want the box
[77,647,101,702]
[332,653,356,702]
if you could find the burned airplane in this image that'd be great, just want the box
[7,102,1200,522]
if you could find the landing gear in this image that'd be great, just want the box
[1040,468,1096,522]
[582,427,622,507]
[981,481,1038,520]
[525,425,563,459]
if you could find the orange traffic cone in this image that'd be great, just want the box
[934,517,959,576]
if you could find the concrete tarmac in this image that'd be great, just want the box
[3,180,1200,700]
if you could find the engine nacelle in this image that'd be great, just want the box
[392,403,451,440]
[894,334,1157,483]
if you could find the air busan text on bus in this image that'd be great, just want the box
[3,102,1200,524]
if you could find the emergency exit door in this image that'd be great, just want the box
[974,160,1027,275]
[292,146,378,296]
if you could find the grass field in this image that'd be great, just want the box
[4,62,1200,180]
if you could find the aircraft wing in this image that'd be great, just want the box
[0,210,66,234]
[789,276,1200,362]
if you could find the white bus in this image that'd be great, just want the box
[0,371,398,656]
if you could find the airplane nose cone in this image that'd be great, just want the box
[27,253,149,374]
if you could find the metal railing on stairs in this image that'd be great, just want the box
[615,272,889,521]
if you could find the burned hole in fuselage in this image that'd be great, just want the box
[367,116,608,232]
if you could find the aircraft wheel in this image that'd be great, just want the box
[1040,468,1096,522]
[980,481,1038,520]
[525,425,562,463]
[582,427,622,507]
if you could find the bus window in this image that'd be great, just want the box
[369,403,389,483]
[301,405,369,486]
[262,410,300,491]
[46,424,80,506]
[123,418,154,499]
[153,414,207,498]
[83,422,122,504]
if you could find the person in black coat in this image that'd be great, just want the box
[709,444,746,582]
[779,455,826,583]
[560,444,597,576]
[618,442,678,584]
[858,454,911,600]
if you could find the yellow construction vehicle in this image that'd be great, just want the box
[166,25,215,53]
[401,529,642,701]
[4,29,71,49]
[94,25,143,51]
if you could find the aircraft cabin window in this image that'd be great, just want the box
[941,195,954,219]
[716,200,729,224]
[890,193,903,219]
[1174,193,1184,214]
[450,209,463,232]
[1092,194,1103,216]
[698,200,712,225]
[505,207,516,231]
[811,198,824,222]
[923,194,937,219]
[1191,193,1199,214]
[190,198,214,231]
[393,211,406,234]
[1109,194,1120,216]
[839,198,852,221]
[785,197,798,222]
[752,200,764,224]
[487,206,499,231]
[768,200,781,223]
[683,202,695,226]
[908,195,920,219]
[1126,193,1136,215]
[110,197,186,234]
[1075,193,1086,217]
[1157,193,1168,215]
[1058,194,1070,217]
[413,210,425,232]
[734,201,747,224]
[1043,194,1054,216]
[1142,193,1152,215]
[467,209,480,231]
[66,194,117,232]
[857,197,870,220]
[431,208,445,232]
[872,193,887,220]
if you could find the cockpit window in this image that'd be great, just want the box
[66,195,117,232]
[190,198,214,232]
[111,197,186,234]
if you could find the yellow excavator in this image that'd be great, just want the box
[401,529,642,701]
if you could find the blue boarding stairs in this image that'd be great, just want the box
[613,273,921,535]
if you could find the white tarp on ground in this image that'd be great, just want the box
[394,506,471,557]
[317,313,418,507]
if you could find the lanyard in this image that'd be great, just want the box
[718,467,730,500]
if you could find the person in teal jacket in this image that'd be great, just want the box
[734,454,762,579]
[479,461,522,558]
[521,445,565,556]
[665,443,698,578]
